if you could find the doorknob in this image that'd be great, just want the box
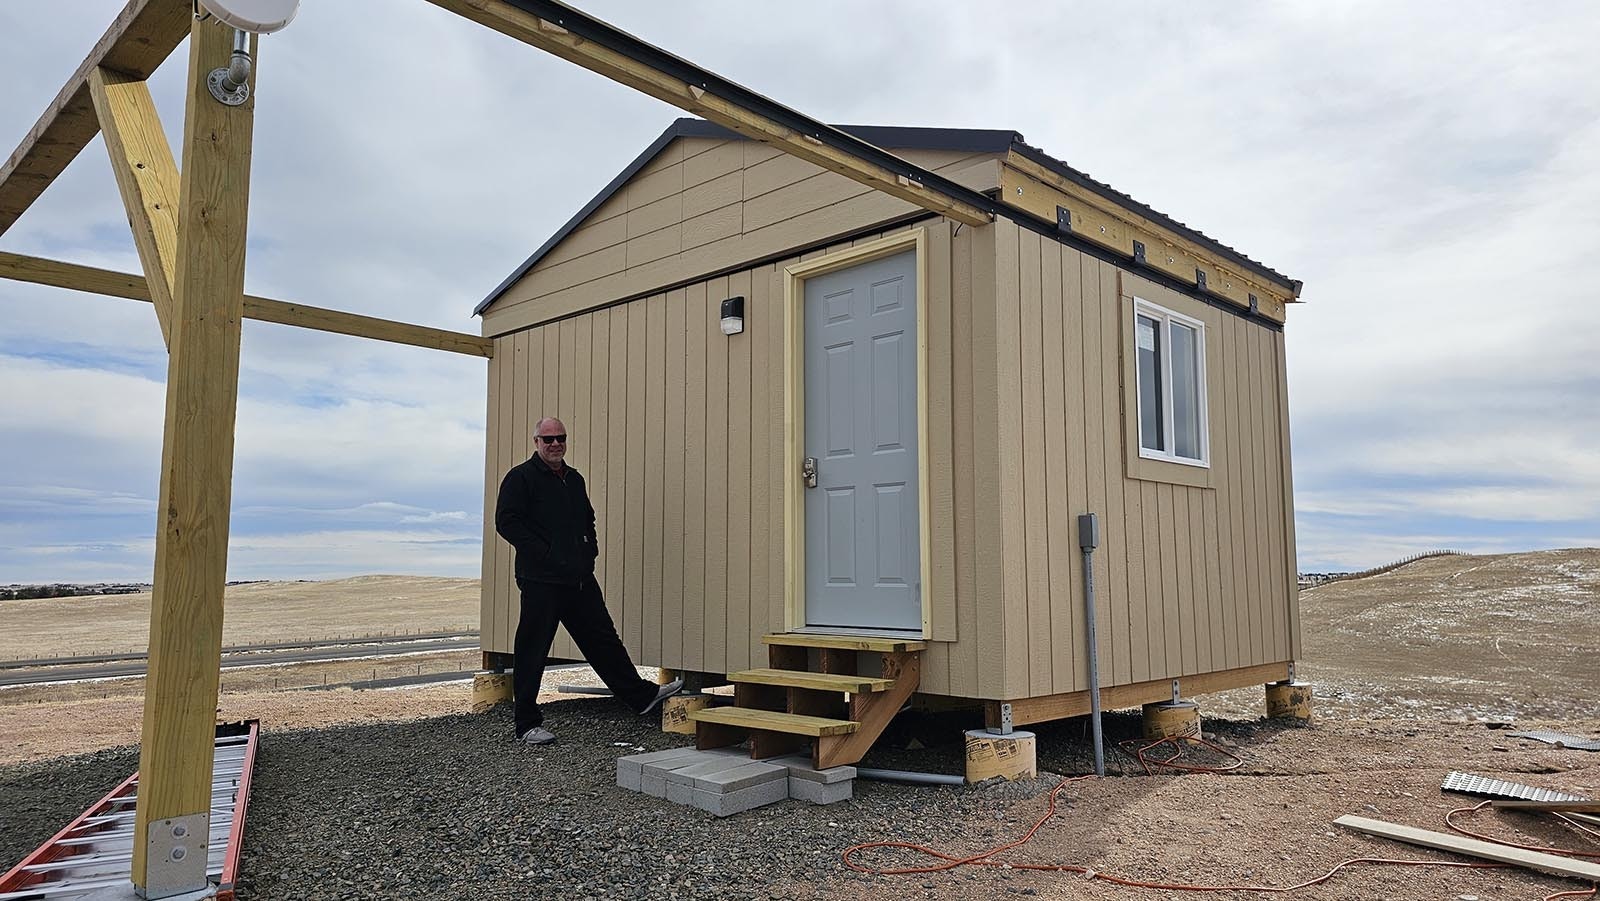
[801,456,818,489]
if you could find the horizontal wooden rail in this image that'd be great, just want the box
[0,252,493,358]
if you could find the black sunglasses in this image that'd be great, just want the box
[537,434,567,445]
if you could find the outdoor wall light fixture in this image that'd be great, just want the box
[720,296,745,336]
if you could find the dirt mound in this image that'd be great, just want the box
[1299,547,1599,721]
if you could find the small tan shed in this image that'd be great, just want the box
[476,119,1302,726]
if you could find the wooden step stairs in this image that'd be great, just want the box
[689,633,924,769]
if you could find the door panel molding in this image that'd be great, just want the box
[783,228,931,635]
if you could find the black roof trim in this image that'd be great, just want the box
[474,118,1020,316]
[1011,142,1301,295]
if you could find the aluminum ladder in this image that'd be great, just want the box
[0,721,259,900]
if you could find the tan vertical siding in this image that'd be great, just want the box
[745,263,775,663]
[703,276,730,673]
[623,302,647,652]
[725,269,755,674]
[480,220,1298,700]
[946,223,981,696]
[925,223,957,645]
[642,295,666,664]
[1276,336,1303,659]
[1038,238,1074,691]
[1017,230,1052,697]
[1055,247,1092,690]
[663,287,688,669]
[991,222,1030,699]
[682,284,708,672]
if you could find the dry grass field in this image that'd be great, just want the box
[0,575,478,661]
[1297,547,1600,720]
[1,553,1596,900]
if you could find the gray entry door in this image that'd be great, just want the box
[803,250,921,632]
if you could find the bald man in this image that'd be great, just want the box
[495,416,682,744]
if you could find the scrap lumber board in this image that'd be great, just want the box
[1491,800,1600,813]
[1334,815,1600,882]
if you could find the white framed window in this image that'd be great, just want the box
[1133,297,1208,467]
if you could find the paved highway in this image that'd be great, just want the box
[0,634,481,687]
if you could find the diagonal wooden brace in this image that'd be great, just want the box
[88,66,181,348]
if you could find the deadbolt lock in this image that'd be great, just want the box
[801,456,818,489]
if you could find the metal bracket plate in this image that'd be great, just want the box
[987,702,1014,735]
[144,812,211,898]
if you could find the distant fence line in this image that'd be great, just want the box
[1320,549,1464,586]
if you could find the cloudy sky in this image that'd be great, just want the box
[1,1,1597,582]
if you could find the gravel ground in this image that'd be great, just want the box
[0,696,1072,901]
[3,696,1597,900]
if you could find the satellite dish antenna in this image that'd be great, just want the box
[198,0,301,34]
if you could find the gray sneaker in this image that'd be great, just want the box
[639,677,684,715]
[519,726,556,745]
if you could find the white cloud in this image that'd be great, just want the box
[2,0,1598,578]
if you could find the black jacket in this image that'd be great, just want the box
[494,456,599,585]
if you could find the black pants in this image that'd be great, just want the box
[513,575,654,734]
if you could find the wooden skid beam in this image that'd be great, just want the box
[133,18,257,891]
[87,67,181,347]
[425,0,991,226]
[0,252,495,358]
[985,661,1290,728]
[1335,815,1600,882]
[0,0,191,238]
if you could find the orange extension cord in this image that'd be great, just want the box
[842,738,1600,901]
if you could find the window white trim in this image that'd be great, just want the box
[1133,296,1209,468]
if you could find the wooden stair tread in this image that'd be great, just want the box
[730,668,894,693]
[763,633,926,653]
[690,706,859,737]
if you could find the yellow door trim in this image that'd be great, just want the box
[782,227,932,636]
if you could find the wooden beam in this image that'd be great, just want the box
[424,0,991,227]
[985,661,1290,728]
[0,252,495,358]
[87,67,181,347]
[133,18,258,894]
[0,0,191,238]
[1000,157,1293,323]
[1335,815,1600,882]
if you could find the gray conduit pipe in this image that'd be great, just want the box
[856,767,965,787]
[1079,513,1106,777]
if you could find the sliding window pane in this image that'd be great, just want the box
[1171,322,1201,460]
[1136,315,1163,451]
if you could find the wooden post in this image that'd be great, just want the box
[132,14,257,897]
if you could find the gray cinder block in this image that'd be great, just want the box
[789,776,852,805]
[666,778,696,805]
[616,760,642,792]
[691,761,787,793]
[640,772,667,798]
[771,755,856,785]
[692,776,788,817]
[617,747,703,784]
